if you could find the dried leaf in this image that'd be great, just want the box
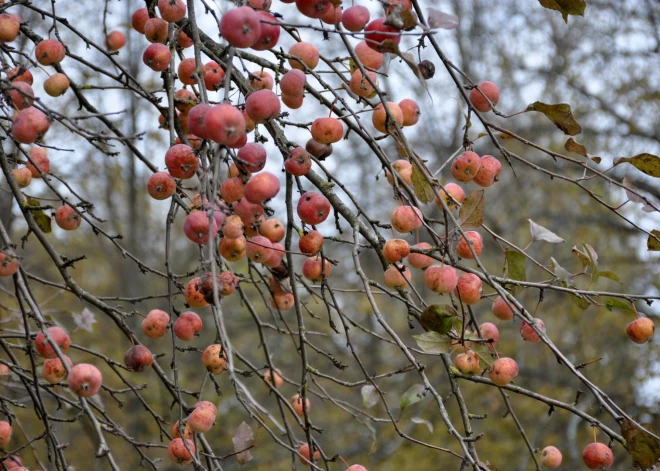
[24,197,52,233]
[411,162,435,204]
[361,385,379,409]
[420,304,457,334]
[504,250,526,295]
[412,331,454,354]
[551,257,574,287]
[648,230,660,251]
[538,0,586,22]
[614,153,660,178]
[623,177,644,203]
[526,102,582,136]
[457,189,484,229]
[529,219,564,243]
[400,384,426,410]
[476,130,516,140]
[232,422,254,465]
[411,417,434,433]
[427,7,459,29]
[621,417,660,469]
[605,298,635,314]
[399,51,431,100]
[72,307,97,333]
[564,137,601,162]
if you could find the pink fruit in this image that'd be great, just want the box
[346,466,368,471]
[165,144,198,179]
[12,168,31,188]
[7,66,33,85]
[246,235,273,263]
[124,345,153,372]
[145,18,168,43]
[8,82,34,109]
[141,309,170,339]
[0,253,19,277]
[11,106,50,144]
[34,326,70,359]
[282,93,304,109]
[204,104,246,145]
[176,29,194,48]
[409,242,434,269]
[183,211,219,245]
[295,0,332,19]
[488,357,518,386]
[0,14,20,42]
[188,103,212,139]
[306,138,333,159]
[142,43,171,71]
[244,171,280,204]
[147,172,176,200]
[436,182,466,210]
[220,177,245,204]
[173,311,203,341]
[454,351,480,374]
[399,98,421,126]
[252,11,280,51]
[582,442,613,470]
[302,255,332,282]
[131,8,149,33]
[424,265,458,293]
[248,0,272,9]
[391,205,423,233]
[35,39,66,65]
[43,355,73,384]
[383,239,410,263]
[26,146,49,177]
[236,142,267,173]
[355,41,383,69]
[187,400,217,432]
[299,442,320,465]
[385,160,412,185]
[280,69,307,96]
[469,81,500,112]
[454,273,482,305]
[203,61,226,91]
[55,204,81,231]
[245,89,281,123]
[158,0,187,23]
[372,102,403,133]
[383,264,411,289]
[44,72,70,97]
[297,192,331,225]
[540,446,562,469]
[299,230,323,255]
[168,438,196,464]
[288,42,320,70]
[105,30,126,51]
[264,368,283,388]
[68,363,103,397]
[249,70,273,91]
[492,296,515,321]
[311,117,343,144]
[349,69,378,97]
[233,198,265,225]
[291,393,311,417]
[342,5,370,32]
[520,318,546,342]
[473,155,502,187]
[260,218,285,243]
[626,317,655,343]
[0,421,11,447]
[364,18,401,52]
[219,7,262,49]
[455,231,483,259]
[479,322,499,350]
[202,344,227,374]
[178,58,198,85]
[451,151,481,182]
[284,147,312,176]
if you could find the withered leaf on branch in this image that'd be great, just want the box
[526,102,582,135]
[614,153,660,178]
[621,417,660,469]
[538,0,586,22]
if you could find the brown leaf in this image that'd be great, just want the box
[457,190,484,229]
[648,230,660,251]
[410,162,435,204]
[526,102,582,135]
[621,417,660,469]
[564,137,587,157]
[399,51,431,100]
[614,153,660,178]
[538,0,586,22]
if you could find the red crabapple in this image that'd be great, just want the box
[290,394,311,417]
[488,357,518,386]
[473,155,502,187]
[220,177,245,204]
[260,218,285,243]
[55,205,81,231]
[233,198,265,225]
[280,69,307,95]
[479,322,499,350]
[364,18,401,52]
[8,82,34,109]
[0,253,19,277]
[282,93,304,109]
[35,39,66,65]
[203,61,225,91]
[342,5,370,32]
[469,81,500,112]
[302,255,332,282]
[188,103,212,139]
[165,144,198,179]
[124,345,153,372]
[424,265,458,293]
[409,242,434,269]
[295,0,332,19]
[172,420,193,440]
[0,421,11,447]
[245,89,281,123]
[391,205,423,233]
[385,160,413,185]
[372,102,404,133]
[142,43,171,71]
[105,31,126,51]
[0,14,19,42]
[320,5,341,24]
[540,446,562,469]
[42,355,73,384]
[383,239,410,263]
[174,311,203,341]
[306,139,333,159]
[436,183,465,209]
[34,327,70,359]
[158,0,186,23]
[284,147,312,176]
[355,41,384,69]
[383,265,412,289]
[454,351,481,375]
[250,70,274,90]
[247,235,273,263]
[11,168,31,188]
[202,344,227,374]
[147,172,176,200]
[455,231,483,259]
[168,438,196,464]
[219,7,262,49]
[222,215,245,239]
[311,117,344,144]
[297,192,331,225]
[299,230,323,255]
[174,89,198,113]
[27,146,49,177]
[187,401,217,433]
[264,368,284,388]
[68,363,103,397]
[244,171,281,204]
[349,69,378,97]
[451,151,482,182]
[582,443,613,470]
[492,296,515,321]
[142,309,170,339]
[204,104,246,145]
[176,28,194,48]
[346,466,368,471]
[520,318,546,342]
[219,235,247,262]
[184,211,218,245]
[131,8,149,33]
[454,273,482,305]
[43,73,69,97]
[145,18,168,43]
[11,106,50,144]
[7,66,33,84]
[288,42,320,70]
[399,99,421,126]
[271,293,294,311]
[178,58,198,85]
[236,142,267,173]
[299,442,320,465]
[252,11,280,50]
[626,317,655,343]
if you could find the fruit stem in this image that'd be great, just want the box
[338,455,350,469]
[593,426,597,443]
[632,303,639,319]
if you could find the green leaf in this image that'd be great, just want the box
[538,0,586,22]
[597,270,622,284]
[647,230,660,251]
[570,294,590,310]
[504,250,526,295]
[420,304,457,335]
[412,331,454,354]
[400,384,426,410]
[465,335,494,369]
[621,417,660,469]
[361,385,379,409]
[605,298,635,314]
[614,153,660,178]
[457,189,484,229]
[525,102,582,135]
[410,162,435,204]
[24,197,52,233]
